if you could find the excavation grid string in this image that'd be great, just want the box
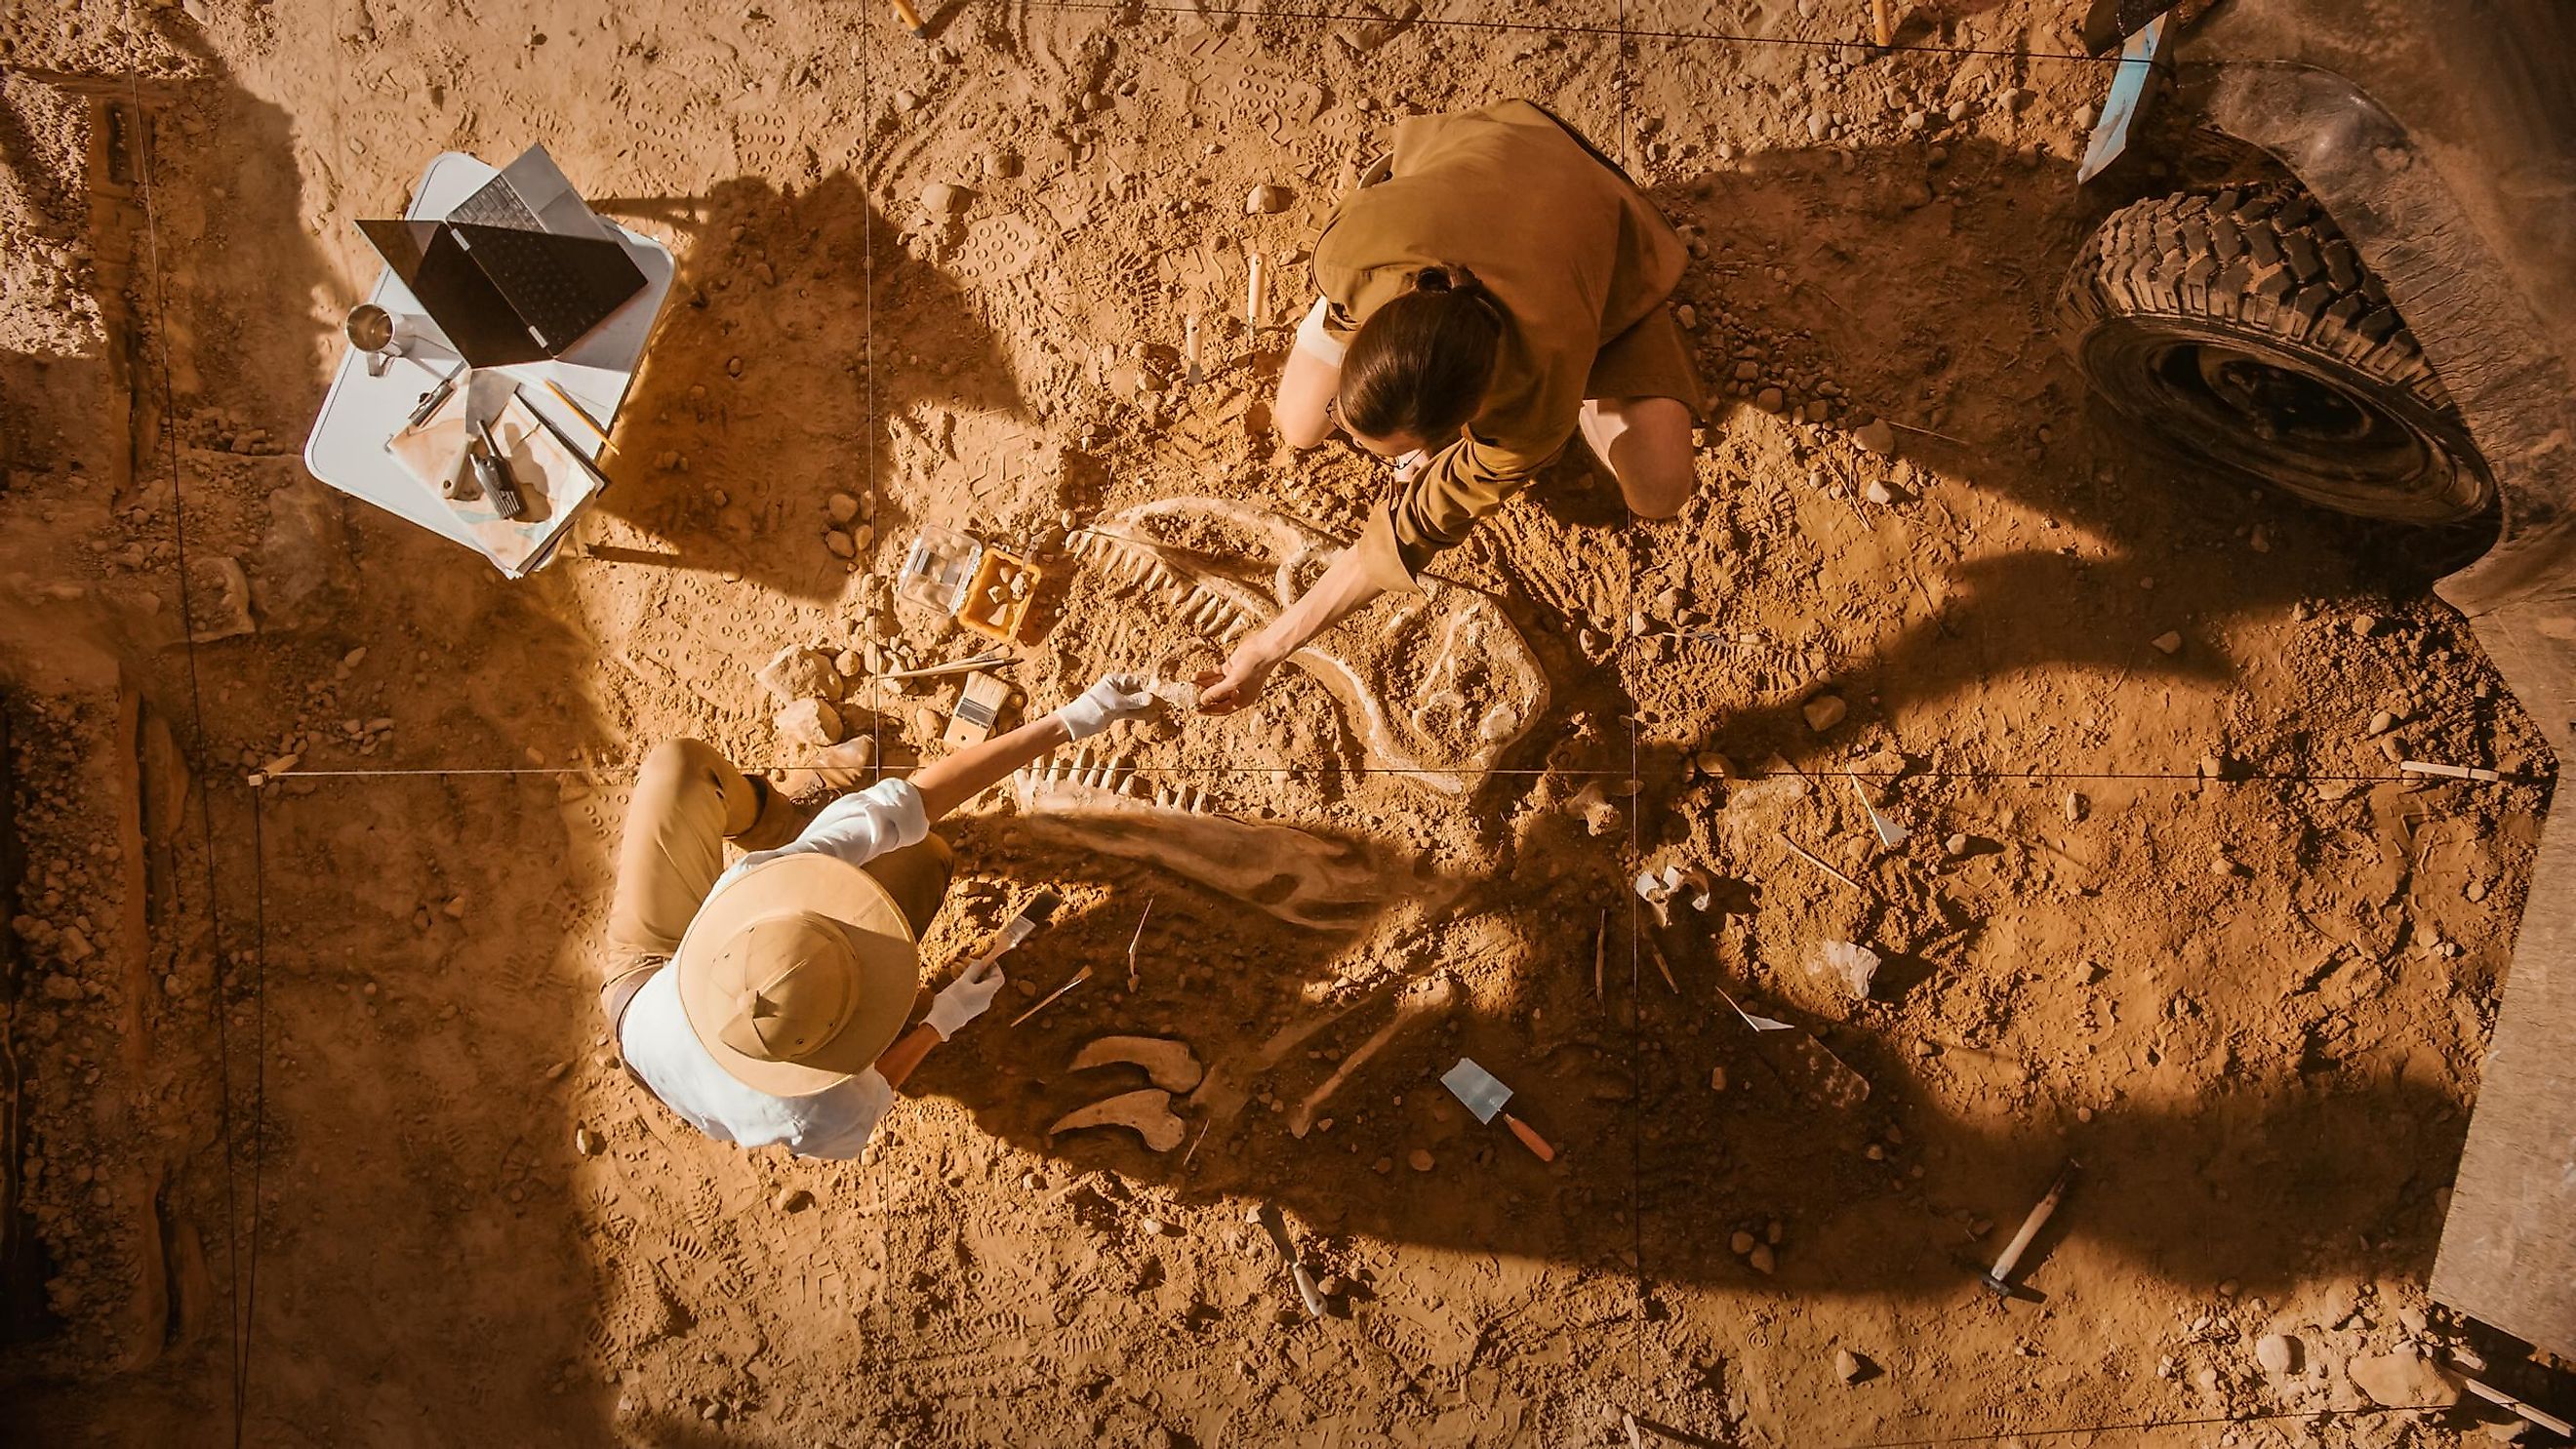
[1009,0,2143,65]
[118,8,260,1440]
[254,764,2526,785]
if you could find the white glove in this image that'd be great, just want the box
[1053,671,1158,741]
[924,966,1005,1040]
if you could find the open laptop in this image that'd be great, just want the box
[359,145,646,368]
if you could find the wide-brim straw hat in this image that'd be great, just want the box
[671,853,920,1097]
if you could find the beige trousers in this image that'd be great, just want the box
[602,740,954,1011]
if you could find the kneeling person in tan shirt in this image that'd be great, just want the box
[600,674,1157,1158]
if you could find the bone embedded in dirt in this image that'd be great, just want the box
[1816,941,1880,1000]
[1048,1088,1187,1153]
[1069,1035,1204,1094]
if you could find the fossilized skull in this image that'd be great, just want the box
[1012,497,1549,931]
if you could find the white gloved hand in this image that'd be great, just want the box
[923,966,1005,1040]
[1053,671,1158,741]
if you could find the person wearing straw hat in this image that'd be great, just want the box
[598,672,1158,1158]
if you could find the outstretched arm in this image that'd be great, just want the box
[909,672,1157,824]
[1198,545,1386,712]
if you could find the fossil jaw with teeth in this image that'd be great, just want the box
[1013,746,1405,932]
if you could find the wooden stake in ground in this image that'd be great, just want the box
[1647,938,1679,995]
[1593,908,1607,1001]
[1125,896,1154,993]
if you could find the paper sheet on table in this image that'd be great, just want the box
[386,387,603,577]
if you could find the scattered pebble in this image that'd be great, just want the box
[1407,1148,1433,1173]
[1833,1348,1867,1384]
[2151,630,2184,655]
[774,1187,813,1213]
[1853,421,1895,456]
[1245,183,1290,215]
[1801,694,1848,733]
[2254,1333,2298,1376]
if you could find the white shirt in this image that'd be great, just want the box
[620,779,930,1160]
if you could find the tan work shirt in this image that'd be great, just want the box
[1309,100,1691,589]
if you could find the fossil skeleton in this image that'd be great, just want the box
[1015,498,1546,931]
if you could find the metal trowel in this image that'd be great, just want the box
[1439,1058,1555,1162]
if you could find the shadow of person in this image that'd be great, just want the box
[1,16,640,1448]
[579,172,1026,601]
[897,820,2466,1305]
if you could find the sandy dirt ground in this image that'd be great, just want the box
[0,0,2564,1445]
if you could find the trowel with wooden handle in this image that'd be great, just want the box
[1249,1203,1326,1320]
[1440,1058,1555,1162]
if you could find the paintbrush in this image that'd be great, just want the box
[1009,965,1092,1028]
[967,890,1059,976]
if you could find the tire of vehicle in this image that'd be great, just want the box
[2057,184,2494,524]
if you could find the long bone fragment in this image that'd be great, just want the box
[1287,973,1458,1137]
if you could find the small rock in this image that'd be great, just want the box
[574,1126,604,1156]
[1747,1243,1776,1274]
[2254,1333,2299,1376]
[2064,790,2086,823]
[756,645,843,704]
[1730,1229,1755,1255]
[2348,1348,2460,1408]
[1863,479,1900,505]
[1945,832,1970,858]
[1245,183,1290,215]
[1710,1066,1728,1092]
[1833,1348,1868,1384]
[2367,709,2395,736]
[825,492,861,524]
[1756,386,1785,412]
[824,529,857,559]
[775,698,846,746]
[920,181,972,216]
[1801,694,1848,733]
[1676,303,1699,330]
[774,1187,813,1213]
[1853,421,1896,456]
[1408,1148,1433,1172]
[833,649,863,677]
[2151,630,2184,655]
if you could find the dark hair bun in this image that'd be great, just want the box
[1413,263,1483,296]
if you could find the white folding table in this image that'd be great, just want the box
[302,150,674,577]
